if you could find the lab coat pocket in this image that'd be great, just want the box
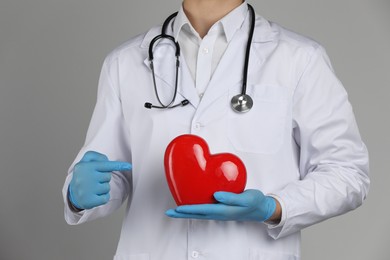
[113,253,150,260]
[228,85,288,154]
[249,249,298,260]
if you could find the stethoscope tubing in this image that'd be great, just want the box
[241,4,255,96]
[145,4,255,112]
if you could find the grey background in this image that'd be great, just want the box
[0,0,389,259]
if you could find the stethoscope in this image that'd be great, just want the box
[145,4,255,113]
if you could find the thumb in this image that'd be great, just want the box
[213,191,244,206]
[214,189,265,207]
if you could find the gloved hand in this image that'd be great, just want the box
[165,189,276,222]
[68,151,132,210]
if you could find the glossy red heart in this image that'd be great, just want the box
[164,134,247,205]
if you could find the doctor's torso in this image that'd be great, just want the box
[106,12,310,259]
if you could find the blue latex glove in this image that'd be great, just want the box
[165,189,276,222]
[68,151,132,210]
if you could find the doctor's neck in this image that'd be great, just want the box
[183,0,244,38]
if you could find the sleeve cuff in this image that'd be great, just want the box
[67,187,84,213]
[264,194,286,229]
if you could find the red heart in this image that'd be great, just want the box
[164,134,247,205]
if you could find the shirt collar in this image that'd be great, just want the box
[173,6,200,42]
[173,1,248,42]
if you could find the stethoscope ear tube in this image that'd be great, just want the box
[162,12,178,35]
[146,18,183,109]
[240,4,255,97]
[148,35,180,61]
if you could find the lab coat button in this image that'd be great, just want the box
[191,251,199,258]
[199,93,204,98]
[202,48,209,54]
[194,123,201,129]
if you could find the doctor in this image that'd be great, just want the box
[62,0,369,259]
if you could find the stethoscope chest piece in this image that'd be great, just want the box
[231,94,253,113]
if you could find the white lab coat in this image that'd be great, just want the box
[62,11,369,260]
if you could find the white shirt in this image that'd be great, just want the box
[173,2,248,96]
[62,2,369,259]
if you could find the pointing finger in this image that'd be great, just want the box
[94,161,132,172]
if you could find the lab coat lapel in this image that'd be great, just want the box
[143,39,200,108]
[199,29,248,107]
[178,55,200,108]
